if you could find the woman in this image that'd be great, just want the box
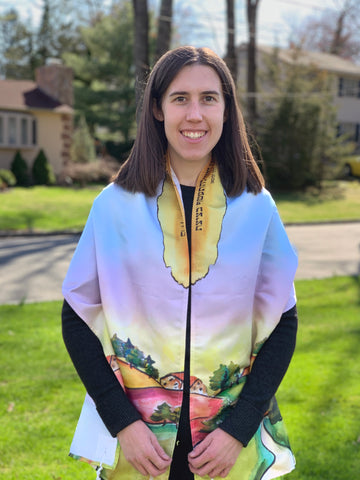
[62,46,298,480]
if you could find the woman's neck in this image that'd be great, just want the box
[168,154,211,187]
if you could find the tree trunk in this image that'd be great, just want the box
[132,0,150,112]
[330,10,346,55]
[247,0,260,125]
[224,0,237,84]
[155,0,173,61]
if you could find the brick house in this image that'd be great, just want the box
[0,61,74,177]
[237,45,360,150]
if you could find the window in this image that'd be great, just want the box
[8,117,17,145]
[338,77,360,97]
[338,122,358,142]
[21,118,28,145]
[32,119,37,145]
[0,112,37,148]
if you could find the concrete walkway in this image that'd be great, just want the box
[0,222,359,304]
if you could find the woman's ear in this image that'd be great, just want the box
[153,99,164,121]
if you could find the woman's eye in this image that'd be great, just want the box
[204,96,216,103]
[175,96,186,103]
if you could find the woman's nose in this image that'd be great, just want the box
[186,101,202,121]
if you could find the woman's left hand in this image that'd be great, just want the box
[188,428,243,478]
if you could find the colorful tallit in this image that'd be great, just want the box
[62,159,298,480]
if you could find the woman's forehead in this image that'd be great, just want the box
[165,64,222,94]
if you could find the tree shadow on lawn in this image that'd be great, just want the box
[275,183,347,206]
[0,210,46,232]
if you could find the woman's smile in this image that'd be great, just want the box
[181,130,207,140]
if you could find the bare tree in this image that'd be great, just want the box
[155,0,173,61]
[132,0,150,111]
[291,0,360,62]
[224,0,237,84]
[247,0,260,124]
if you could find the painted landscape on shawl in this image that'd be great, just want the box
[108,334,249,445]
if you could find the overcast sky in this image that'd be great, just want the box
[1,0,336,56]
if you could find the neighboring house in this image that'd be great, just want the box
[237,44,360,149]
[0,61,74,177]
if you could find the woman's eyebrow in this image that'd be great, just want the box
[169,91,188,97]
[168,90,221,97]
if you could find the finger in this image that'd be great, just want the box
[189,459,217,477]
[188,442,217,470]
[189,437,211,459]
[207,464,231,478]
[144,440,171,475]
[142,457,170,477]
[219,467,232,478]
[151,436,171,462]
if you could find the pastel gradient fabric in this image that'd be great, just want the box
[62,160,298,480]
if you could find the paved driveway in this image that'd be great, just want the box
[0,234,80,304]
[286,222,360,280]
[0,222,359,304]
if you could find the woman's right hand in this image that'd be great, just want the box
[117,420,172,477]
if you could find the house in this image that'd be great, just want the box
[0,60,74,177]
[237,44,360,149]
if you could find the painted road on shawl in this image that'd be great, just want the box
[0,222,359,304]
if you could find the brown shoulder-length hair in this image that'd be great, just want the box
[114,46,264,196]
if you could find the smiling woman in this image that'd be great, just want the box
[115,46,263,197]
[62,46,298,480]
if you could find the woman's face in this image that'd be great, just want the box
[154,64,226,184]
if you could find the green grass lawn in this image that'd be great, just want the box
[0,180,359,232]
[0,277,359,479]
[274,180,360,224]
[0,185,102,232]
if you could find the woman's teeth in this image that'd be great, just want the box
[182,131,205,139]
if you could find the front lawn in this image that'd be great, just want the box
[0,276,359,479]
[0,185,102,232]
[0,181,359,233]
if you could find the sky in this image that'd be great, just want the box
[1,0,337,57]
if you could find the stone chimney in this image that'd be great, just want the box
[35,59,74,106]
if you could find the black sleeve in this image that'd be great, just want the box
[61,300,142,437]
[219,304,298,447]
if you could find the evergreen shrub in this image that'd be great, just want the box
[32,149,56,185]
[71,116,96,163]
[11,151,30,186]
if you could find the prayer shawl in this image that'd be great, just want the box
[62,159,298,480]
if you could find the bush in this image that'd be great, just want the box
[256,47,349,192]
[11,151,30,186]
[32,149,56,185]
[59,159,119,187]
[0,169,17,189]
[104,140,134,163]
[71,115,96,163]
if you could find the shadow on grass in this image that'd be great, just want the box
[351,273,360,305]
[0,211,46,231]
[274,182,347,206]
